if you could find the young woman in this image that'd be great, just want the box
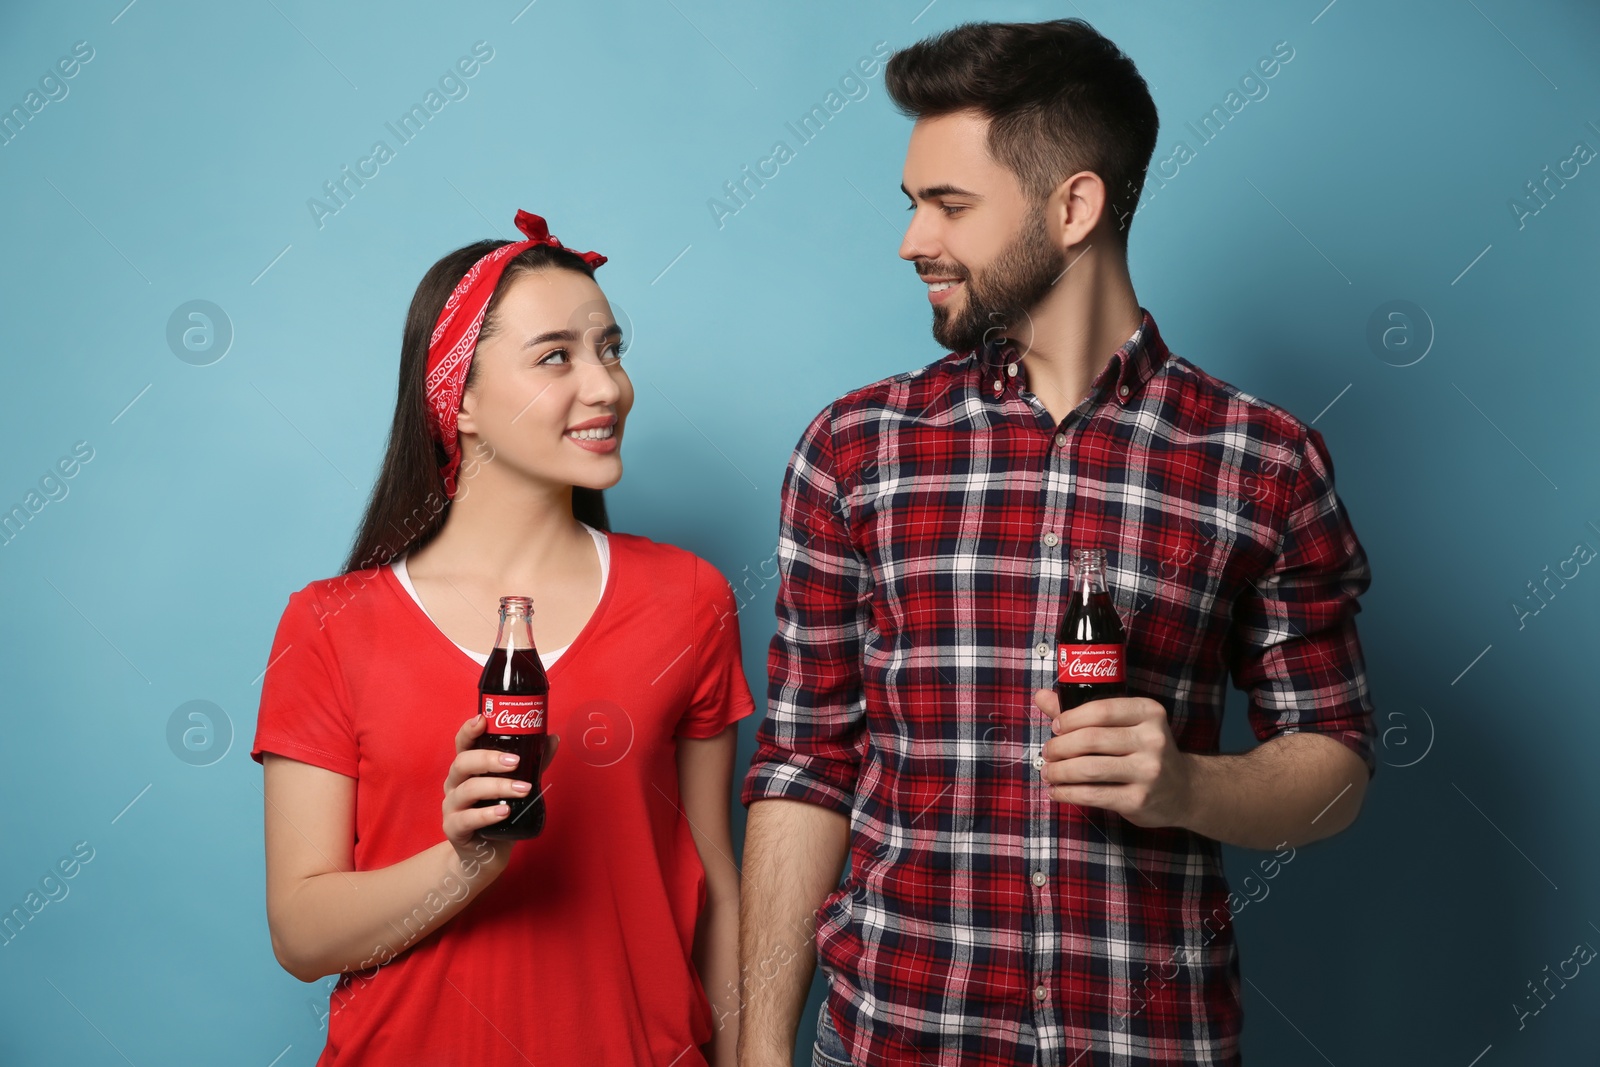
[251,210,754,1066]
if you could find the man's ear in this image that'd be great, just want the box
[1052,170,1106,248]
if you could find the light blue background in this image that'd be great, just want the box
[2,0,1597,1063]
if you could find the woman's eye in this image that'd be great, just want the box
[537,348,570,366]
[604,341,628,363]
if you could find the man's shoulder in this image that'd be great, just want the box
[800,349,973,445]
[1161,355,1320,460]
[831,349,971,410]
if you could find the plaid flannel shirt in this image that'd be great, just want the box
[740,308,1375,1067]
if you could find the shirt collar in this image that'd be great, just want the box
[977,306,1169,407]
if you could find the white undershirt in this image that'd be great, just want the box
[391,522,610,668]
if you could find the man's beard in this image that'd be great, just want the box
[927,203,1063,354]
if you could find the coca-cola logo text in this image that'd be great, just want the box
[482,695,546,734]
[1065,657,1120,679]
[1057,644,1125,684]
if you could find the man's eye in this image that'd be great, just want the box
[537,348,570,366]
[941,204,965,216]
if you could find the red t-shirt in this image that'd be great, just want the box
[250,531,756,1066]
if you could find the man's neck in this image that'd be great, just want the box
[1014,252,1142,426]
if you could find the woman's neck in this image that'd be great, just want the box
[409,471,589,583]
[401,473,606,654]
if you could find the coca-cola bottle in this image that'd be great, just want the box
[472,596,548,839]
[1054,548,1128,710]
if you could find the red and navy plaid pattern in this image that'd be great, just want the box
[741,308,1374,1067]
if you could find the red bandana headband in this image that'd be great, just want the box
[425,209,608,498]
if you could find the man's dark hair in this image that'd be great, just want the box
[884,19,1159,250]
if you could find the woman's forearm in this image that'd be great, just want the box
[272,837,502,982]
[698,888,742,1066]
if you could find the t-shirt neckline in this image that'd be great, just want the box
[380,526,620,679]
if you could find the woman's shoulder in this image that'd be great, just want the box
[274,565,398,635]
[606,531,740,599]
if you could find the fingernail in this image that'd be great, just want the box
[512,780,532,792]
[500,753,520,766]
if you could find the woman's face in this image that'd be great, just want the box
[456,268,632,495]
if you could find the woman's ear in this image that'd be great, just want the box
[456,387,478,438]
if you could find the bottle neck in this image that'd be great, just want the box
[494,610,537,653]
[1074,563,1107,602]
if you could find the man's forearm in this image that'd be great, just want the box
[738,798,850,1067]
[1179,732,1370,849]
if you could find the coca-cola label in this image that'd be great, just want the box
[481,693,546,734]
[1057,644,1125,685]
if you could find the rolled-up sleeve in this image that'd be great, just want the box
[1231,426,1377,778]
[739,406,872,816]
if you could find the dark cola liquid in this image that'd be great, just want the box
[473,646,549,840]
[1053,588,1129,711]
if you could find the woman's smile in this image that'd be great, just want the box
[565,414,618,453]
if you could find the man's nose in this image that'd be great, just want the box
[899,208,938,263]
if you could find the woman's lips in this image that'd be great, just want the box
[565,426,618,453]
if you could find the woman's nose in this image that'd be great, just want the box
[576,355,623,404]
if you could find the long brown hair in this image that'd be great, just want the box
[341,240,610,575]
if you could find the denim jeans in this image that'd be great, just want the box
[811,998,854,1067]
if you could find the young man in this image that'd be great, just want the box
[737,19,1375,1067]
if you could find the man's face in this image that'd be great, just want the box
[898,110,1065,354]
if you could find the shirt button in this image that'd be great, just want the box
[1035,641,1051,658]
[1118,384,1130,398]
[1032,754,1045,769]
[1053,433,1067,448]
[1007,363,1018,377]
[993,379,1003,393]
[1043,532,1059,547]
[1032,870,1047,887]
[1035,985,1048,1001]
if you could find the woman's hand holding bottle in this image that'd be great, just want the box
[442,714,560,881]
